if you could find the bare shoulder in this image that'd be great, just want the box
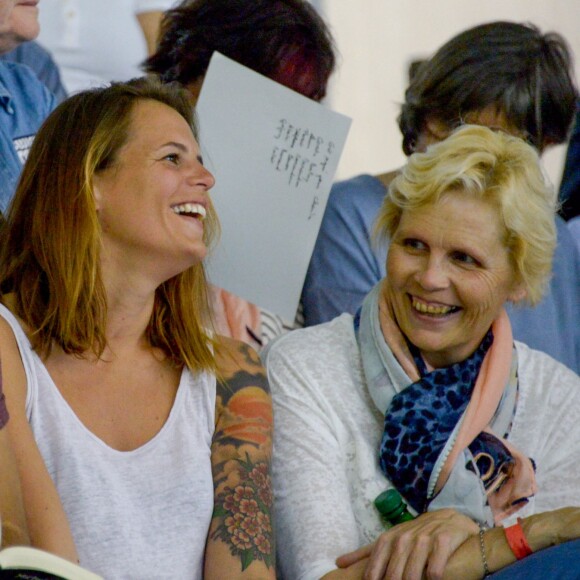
[205,336,275,578]
[0,314,18,351]
[0,307,29,406]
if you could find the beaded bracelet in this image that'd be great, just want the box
[504,518,533,560]
[478,523,490,577]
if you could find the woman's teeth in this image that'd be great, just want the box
[411,296,458,315]
[172,203,206,220]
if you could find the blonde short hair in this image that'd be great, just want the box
[376,125,557,305]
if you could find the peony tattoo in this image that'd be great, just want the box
[212,455,274,570]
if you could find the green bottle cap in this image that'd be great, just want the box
[374,489,406,519]
[375,489,415,526]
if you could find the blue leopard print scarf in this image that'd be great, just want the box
[379,332,518,513]
[356,283,535,525]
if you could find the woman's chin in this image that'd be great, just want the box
[402,324,473,369]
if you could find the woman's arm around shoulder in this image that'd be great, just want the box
[0,316,78,561]
[204,336,275,579]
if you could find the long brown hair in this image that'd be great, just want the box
[0,77,219,372]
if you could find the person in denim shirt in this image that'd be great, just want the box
[0,0,56,214]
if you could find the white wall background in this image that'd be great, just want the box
[316,1,580,188]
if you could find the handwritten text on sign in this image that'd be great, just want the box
[197,52,351,320]
[271,118,335,190]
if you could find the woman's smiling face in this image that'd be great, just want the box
[94,99,215,283]
[384,190,524,369]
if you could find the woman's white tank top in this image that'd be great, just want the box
[0,304,216,579]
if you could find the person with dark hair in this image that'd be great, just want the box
[302,21,580,374]
[144,0,335,103]
[145,0,337,350]
[0,77,274,579]
[398,23,576,155]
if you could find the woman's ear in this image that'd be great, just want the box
[508,283,527,304]
[185,76,205,107]
[415,117,451,152]
[424,117,451,141]
[93,176,103,212]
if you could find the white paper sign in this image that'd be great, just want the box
[197,53,351,321]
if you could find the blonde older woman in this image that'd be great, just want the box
[265,125,580,580]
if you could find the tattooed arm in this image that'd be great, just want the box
[204,337,275,580]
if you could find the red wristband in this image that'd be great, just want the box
[504,518,533,560]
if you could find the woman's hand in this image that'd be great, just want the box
[336,508,479,580]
